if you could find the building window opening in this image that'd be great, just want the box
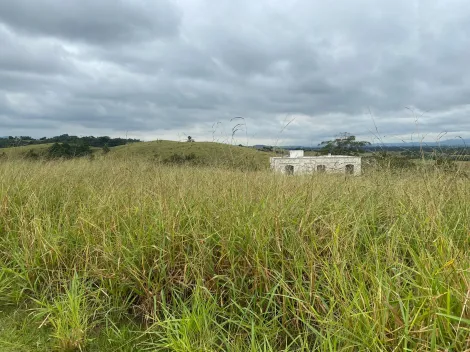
[345,164,354,174]
[285,165,294,175]
[317,165,326,173]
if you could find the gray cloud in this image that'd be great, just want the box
[0,0,469,144]
[0,0,181,44]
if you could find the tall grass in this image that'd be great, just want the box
[0,158,469,351]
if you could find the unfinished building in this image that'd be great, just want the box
[270,150,362,176]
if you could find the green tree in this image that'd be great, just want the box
[319,133,370,156]
[47,142,91,159]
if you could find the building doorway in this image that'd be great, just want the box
[285,165,294,175]
[317,165,326,173]
[345,164,354,174]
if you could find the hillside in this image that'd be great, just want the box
[0,143,53,158]
[1,140,278,170]
[108,140,277,169]
[1,143,102,159]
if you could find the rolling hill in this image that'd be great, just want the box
[110,140,276,170]
[0,143,53,158]
[1,140,278,170]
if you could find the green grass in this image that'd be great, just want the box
[0,158,469,351]
[111,140,276,169]
[0,143,53,158]
[0,143,104,160]
[1,140,277,170]
[0,307,52,352]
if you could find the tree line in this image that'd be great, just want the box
[0,134,140,149]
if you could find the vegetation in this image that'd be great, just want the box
[46,142,92,159]
[0,134,139,149]
[0,140,276,170]
[102,145,111,155]
[319,133,371,156]
[163,152,199,165]
[0,155,469,351]
[111,140,275,170]
[366,151,417,171]
[0,143,53,159]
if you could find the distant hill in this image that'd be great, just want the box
[2,140,276,170]
[254,145,318,151]
[0,134,140,149]
[111,140,275,170]
[374,138,470,147]
[0,143,53,157]
[4,138,467,168]
[255,138,470,150]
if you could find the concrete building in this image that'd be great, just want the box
[270,150,362,176]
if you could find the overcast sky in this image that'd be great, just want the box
[1,0,469,146]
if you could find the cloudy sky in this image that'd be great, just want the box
[1,0,469,146]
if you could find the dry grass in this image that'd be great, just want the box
[0,158,469,351]
[1,140,276,170]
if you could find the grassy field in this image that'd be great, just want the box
[0,155,469,351]
[1,140,277,170]
[0,143,53,158]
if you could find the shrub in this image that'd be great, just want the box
[102,145,111,155]
[24,149,40,160]
[369,152,416,171]
[47,143,92,159]
[163,153,198,165]
[434,157,457,172]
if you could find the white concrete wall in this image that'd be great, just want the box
[289,150,304,158]
[270,156,362,175]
